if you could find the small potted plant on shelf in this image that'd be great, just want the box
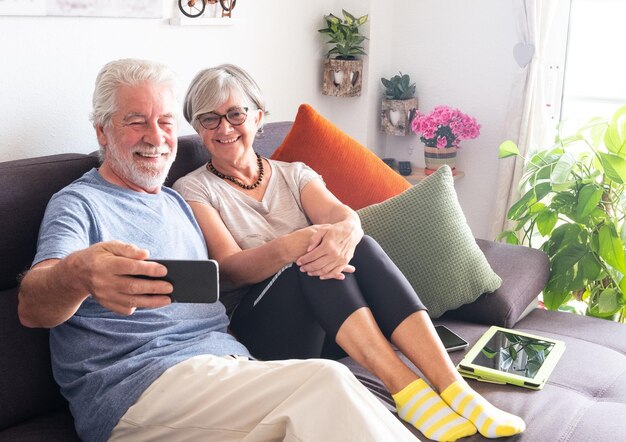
[380,72,418,136]
[411,105,480,175]
[318,9,368,97]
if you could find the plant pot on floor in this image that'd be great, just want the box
[423,146,458,175]
[380,97,418,136]
[322,59,363,97]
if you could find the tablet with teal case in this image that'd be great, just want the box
[457,326,565,390]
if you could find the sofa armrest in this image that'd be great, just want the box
[443,239,550,328]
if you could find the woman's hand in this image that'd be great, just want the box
[295,220,362,280]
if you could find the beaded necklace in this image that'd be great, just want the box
[206,153,264,190]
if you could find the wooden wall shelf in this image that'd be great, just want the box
[404,167,464,185]
[169,16,242,26]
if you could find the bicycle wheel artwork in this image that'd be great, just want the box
[178,0,206,18]
[219,0,237,12]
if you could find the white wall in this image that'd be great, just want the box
[0,0,521,239]
[328,0,518,239]
[0,0,335,160]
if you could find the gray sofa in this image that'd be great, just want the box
[1,121,625,441]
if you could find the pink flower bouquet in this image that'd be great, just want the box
[411,105,481,148]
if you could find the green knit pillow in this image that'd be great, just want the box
[357,166,501,318]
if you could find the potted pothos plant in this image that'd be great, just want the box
[498,105,626,323]
[318,9,368,97]
[380,72,418,136]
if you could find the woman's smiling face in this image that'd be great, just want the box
[198,91,263,163]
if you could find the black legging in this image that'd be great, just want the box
[229,235,427,360]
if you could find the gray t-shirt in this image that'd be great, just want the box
[173,159,321,251]
[33,169,249,442]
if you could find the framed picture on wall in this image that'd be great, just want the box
[47,0,162,18]
[0,0,162,18]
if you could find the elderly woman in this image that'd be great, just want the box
[173,64,525,442]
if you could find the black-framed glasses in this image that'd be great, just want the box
[196,107,248,130]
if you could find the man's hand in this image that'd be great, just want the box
[68,241,173,315]
[19,241,173,328]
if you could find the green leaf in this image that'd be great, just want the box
[536,210,558,236]
[552,243,589,279]
[507,182,551,220]
[550,152,576,185]
[548,223,584,252]
[598,288,621,314]
[604,105,626,155]
[588,288,624,318]
[576,184,603,220]
[598,224,626,274]
[579,253,602,282]
[498,349,514,371]
[497,230,519,245]
[543,243,589,309]
[498,140,519,158]
[342,9,356,22]
[481,346,497,358]
[619,275,626,297]
[551,180,576,193]
[598,152,626,184]
[543,284,572,311]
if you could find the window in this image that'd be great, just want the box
[560,0,626,123]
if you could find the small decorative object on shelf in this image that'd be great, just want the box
[380,72,418,136]
[411,105,480,175]
[382,158,396,170]
[318,9,368,97]
[398,161,412,176]
[178,0,237,18]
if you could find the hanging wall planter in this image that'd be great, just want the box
[322,58,363,97]
[318,10,368,98]
[380,97,418,136]
[380,72,418,136]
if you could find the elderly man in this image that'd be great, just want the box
[17,58,415,442]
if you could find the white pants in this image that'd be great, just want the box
[109,355,417,442]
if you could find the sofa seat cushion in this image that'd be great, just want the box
[0,288,68,432]
[0,408,78,442]
[444,239,550,328]
[341,310,626,441]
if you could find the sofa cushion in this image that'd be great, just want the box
[270,104,411,210]
[444,239,550,328]
[357,166,502,318]
[0,288,67,431]
[164,122,294,187]
[0,408,78,442]
[0,153,99,291]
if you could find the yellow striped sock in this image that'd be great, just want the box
[440,380,526,438]
[392,379,477,441]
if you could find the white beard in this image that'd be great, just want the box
[106,142,175,192]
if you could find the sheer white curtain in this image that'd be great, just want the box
[489,0,562,240]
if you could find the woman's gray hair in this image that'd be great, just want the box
[184,64,267,132]
[91,58,181,128]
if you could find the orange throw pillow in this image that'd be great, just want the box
[270,104,411,210]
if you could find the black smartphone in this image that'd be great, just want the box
[435,325,468,352]
[134,259,219,304]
